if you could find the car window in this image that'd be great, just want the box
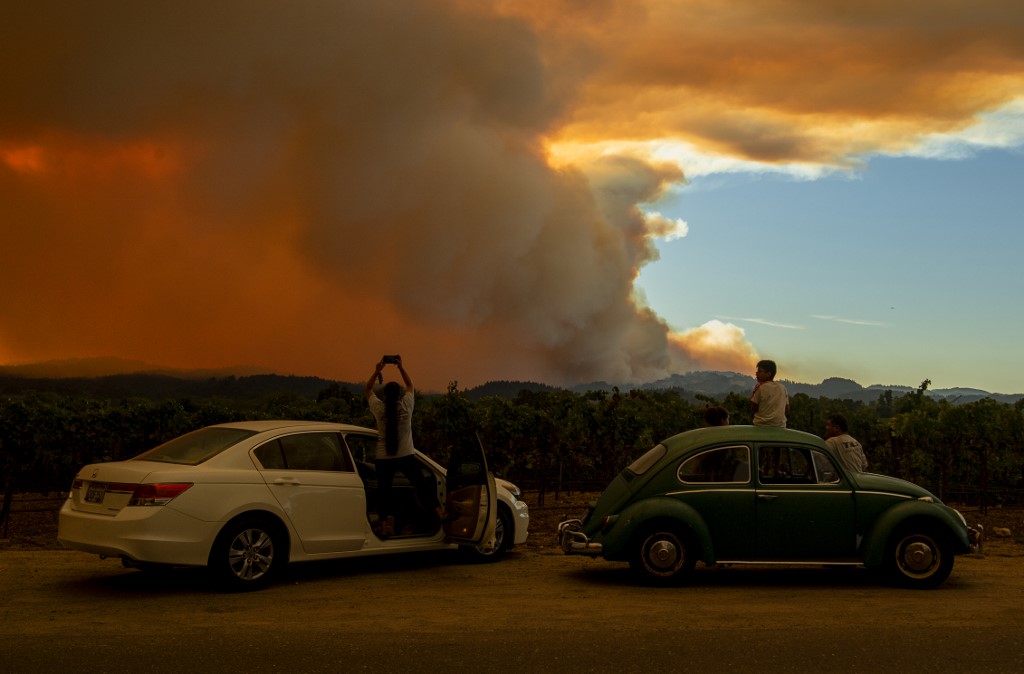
[627,444,667,476]
[132,427,258,465]
[255,433,354,472]
[678,445,750,484]
[811,449,841,484]
[254,440,286,469]
[343,432,377,464]
[758,445,823,485]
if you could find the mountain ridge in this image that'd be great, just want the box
[1,358,1019,404]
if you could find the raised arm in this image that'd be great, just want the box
[365,360,384,398]
[396,356,413,393]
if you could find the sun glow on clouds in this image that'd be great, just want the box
[670,320,759,375]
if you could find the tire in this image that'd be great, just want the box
[629,523,697,586]
[462,505,512,563]
[886,525,954,589]
[209,516,285,591]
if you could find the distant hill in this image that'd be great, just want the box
[571,372,1023,405]
[0,357,267,380]
[1,359,1020,405]
[0,371,352,401]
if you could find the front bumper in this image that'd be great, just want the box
[510,499,531,546]
[557,518,603,556]
[969,524,984,554]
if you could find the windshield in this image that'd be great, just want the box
[132,427,257,465]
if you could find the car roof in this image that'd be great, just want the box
[211,420,376,434]
[662,424,826,454]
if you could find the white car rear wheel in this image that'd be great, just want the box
[209,516,284,591]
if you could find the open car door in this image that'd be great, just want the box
[443,433,497,549]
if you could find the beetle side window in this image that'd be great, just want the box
[811,449,841,484]
[678,445,750,484]
[759,445,823,484]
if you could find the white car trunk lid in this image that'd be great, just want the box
[69,462,164,515]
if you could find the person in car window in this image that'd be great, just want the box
[365,356,445,536]
[824,413,868,473]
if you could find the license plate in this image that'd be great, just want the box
[85,483,106,504]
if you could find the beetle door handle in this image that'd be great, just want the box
[757,494,779,501]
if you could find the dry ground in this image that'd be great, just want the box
[2,490,1021,553]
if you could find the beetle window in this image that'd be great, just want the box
[811,449,841,484]
[758,446,818,484]
[627,444,667,476]
[678,445,750,484]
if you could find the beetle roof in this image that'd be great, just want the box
[661,425,827,454]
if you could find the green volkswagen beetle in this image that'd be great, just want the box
[558,425,982,589]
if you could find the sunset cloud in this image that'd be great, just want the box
[2,1,1022,389]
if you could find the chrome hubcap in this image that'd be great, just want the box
[901,540,936,574]
[648,538,680,571]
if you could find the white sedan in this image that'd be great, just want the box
[58,420,529,589]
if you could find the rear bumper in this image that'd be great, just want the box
[557,518,603,556]
[57,499,220,566]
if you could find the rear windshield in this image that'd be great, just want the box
[626,444,667,476]
[132,427,258,465]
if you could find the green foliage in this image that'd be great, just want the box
[2,380,1023,509]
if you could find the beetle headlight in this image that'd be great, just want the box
[953,508,968,527]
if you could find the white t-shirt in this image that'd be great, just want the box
[751,380,788,427]
[827,434,868,472]
[368,390,415,460]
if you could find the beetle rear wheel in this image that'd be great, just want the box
[630,525,696,586]
[886,526,954,589]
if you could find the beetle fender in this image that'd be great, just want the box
[862,500,969,567]
[598,496,716,565]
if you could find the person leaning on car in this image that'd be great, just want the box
[365,355,445,535]
[824,413,868,473]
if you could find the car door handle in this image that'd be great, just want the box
[273,478,301,486]
[757,494,779,501]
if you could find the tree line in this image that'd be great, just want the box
[2,378,1023,530]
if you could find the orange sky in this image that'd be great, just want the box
[3,1,1022,389]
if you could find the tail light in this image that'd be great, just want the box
[128,483,193,506]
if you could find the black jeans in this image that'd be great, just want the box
[375,455,440,524]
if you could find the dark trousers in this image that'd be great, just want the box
[375,455,439,524]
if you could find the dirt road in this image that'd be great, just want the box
[3,536,1024,673]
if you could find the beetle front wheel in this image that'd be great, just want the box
[630,525,696,586]
[886,527,954,589]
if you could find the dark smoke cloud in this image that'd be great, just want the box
[1,1,749,388]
